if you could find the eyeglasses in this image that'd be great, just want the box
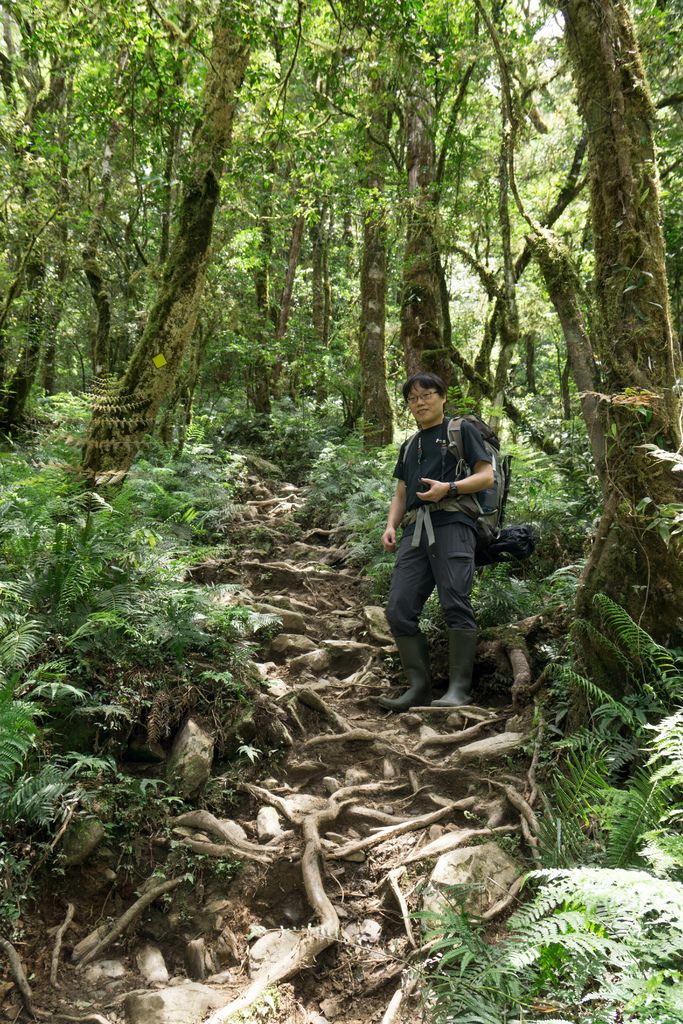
[407,390,438,405]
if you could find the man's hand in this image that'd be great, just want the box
[417,478,450,503]
[382,527,397,552]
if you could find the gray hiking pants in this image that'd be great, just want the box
[385,521,477,637]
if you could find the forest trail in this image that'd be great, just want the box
[13,479,539,1024]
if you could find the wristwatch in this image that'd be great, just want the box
[448,481,459,498]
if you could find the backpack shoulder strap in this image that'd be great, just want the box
[402,430,419,465]
[446,417,465,463]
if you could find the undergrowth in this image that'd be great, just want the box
[0,417,285,932]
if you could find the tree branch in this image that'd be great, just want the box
[277,0,304,117]
[436,61,476,187]
[451,243,500,299]
[146,0,197,45]
[656,92,683,109]
[472,0,541,234]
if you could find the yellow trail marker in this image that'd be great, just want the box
[152,353,168,368]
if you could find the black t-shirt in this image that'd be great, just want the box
[393,418,492,535]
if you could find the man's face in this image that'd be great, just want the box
[407,385,444,427]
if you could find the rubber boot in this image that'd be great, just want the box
[431,628,478,707]
[378,633,432,711]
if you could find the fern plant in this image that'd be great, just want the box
[535,749,611,868]
[0,677,39,783]
[421,868,683,1023]
[634,709,683,878]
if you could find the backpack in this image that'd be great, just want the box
[402,415,530,565]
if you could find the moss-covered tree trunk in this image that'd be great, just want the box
[559,0,683,643]
[81,11,250,481]
[400,88,450,385]
[0,266,49,428]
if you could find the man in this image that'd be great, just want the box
[379,373,494,710]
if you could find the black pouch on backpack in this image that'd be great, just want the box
[475,524,537,567]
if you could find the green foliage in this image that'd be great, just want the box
[0,456,277,672]
[535,750,611,868]
[0,752,113,827]
[551,595,683,770]
[422,868,683,1023]
[0,677,39,783]
[472,563,534,627]
[540,603,683,881]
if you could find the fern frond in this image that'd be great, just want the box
[57,560,100,617]
[648,707,683,786]
[0,620,44,669]
[550,664,637,728]
[536,750,611,867]
[606,770,670,869]
[571,618,634,677]
[593,593,681,704]
[0,678,39,781]
[639,830,683,878]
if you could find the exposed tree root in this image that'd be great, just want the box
[347,804,412,827]
[484,779,540,836]
[302,728,396,750]
[296,686,351,731]
[179,837,276,864]
[381,971,418,1024]
[327,799,474,860]
[481,873,527,920]
[509,647,533,707]
[403,824,520,865]
[50,902,75,987]
[379,868,417,949]
[520,816,541,864]
[0,936,34,1017]
[426,793,476,810]
[527,718,545,807]
[333,781,408,802]
[204,796,345,1023]
[413,717,502,752]
[55,1016,112,1024]
[173,810,282,850]
[237,783,297,822]
[76,878,184,968]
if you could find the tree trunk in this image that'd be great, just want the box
[490,102,521,433]
[558,0,683,645]
[0,278,43,428]
[400,87,450,384]
[310,200,326,345]
[81,10,250,482]
[524,332,537,395]
[358,86,393,447]
[323,204,332,349]
[560,351,571,421]
[467,132,587,400]
[275,213,306,344]
[271,212,306,390]
[530,231,607,487]
[81,49,129,375]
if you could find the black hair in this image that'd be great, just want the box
[402,372,447,402]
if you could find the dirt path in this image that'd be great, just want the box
[5,483,539,1024]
